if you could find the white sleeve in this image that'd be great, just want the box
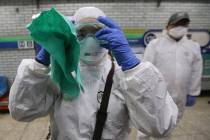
[120,62,178,137]
[9,59,59,122]
[143,40,157,63]
[188,44,203,96]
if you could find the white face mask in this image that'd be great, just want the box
[79,36,108,65]
[168,26,188,39]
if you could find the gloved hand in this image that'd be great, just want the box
[186,95,196,106]
[35,46,50,66]
[95,16,140,71]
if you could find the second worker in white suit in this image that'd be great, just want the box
[137,12,203,140]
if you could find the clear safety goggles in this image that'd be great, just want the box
[75,21,105,41]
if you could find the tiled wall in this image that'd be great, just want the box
[0,49,34,83]
[0,0,210,37]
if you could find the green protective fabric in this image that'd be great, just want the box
[27,8,83,99]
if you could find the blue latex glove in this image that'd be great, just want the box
[186,95,196,106]
[95,16,140,71]
[35,47,50,66]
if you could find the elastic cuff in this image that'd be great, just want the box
[122,58,141,71]
[35,57,50,66]
[31,59,50,75]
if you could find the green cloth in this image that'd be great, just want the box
[27,8,83,99]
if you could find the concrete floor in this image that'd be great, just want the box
[0,97,210,140]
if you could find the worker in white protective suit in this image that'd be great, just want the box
[137,12,203,140]
[9,7,178,140]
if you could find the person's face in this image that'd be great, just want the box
[75,18,108,65]
[166,19,190,40]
